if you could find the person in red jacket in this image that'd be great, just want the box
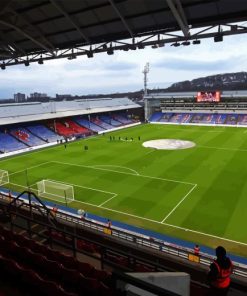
[207,246,233,295]
[194,244,200,256]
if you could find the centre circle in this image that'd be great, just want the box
[142,139,196,150]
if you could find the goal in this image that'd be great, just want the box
[37,180,74,203]
[0,170,9,186]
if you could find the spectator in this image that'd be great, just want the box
[194,244,200,256]
[107,219,112,228]
[207,246,233,296]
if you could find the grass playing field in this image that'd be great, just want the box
[1,123,247,256]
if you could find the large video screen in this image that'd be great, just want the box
[196,91,221,102]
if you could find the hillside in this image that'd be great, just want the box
[165,72,247,92]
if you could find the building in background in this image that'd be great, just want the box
[14,93,26,103]
[28,92,50,102]
[30,92,48,99]
[56,94,73,100]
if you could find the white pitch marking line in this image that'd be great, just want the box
[161,184,197,223]
[52,160,196,186]
[46,178,116,196]
[7,184,247,246]
[9,161,52,177]
[98,194,118,207]
[8,182,29,189]
[198,145,247,153]
[145,149,156,155]
[100,204,247,246]
[162,222,247,247]
[100,205,161,224]
[91,165,139,176]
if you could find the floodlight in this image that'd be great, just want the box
[68,53,76,60]
[171,42,180,47]
[137,43,145,49]
[182,41,190,46]
[38,57,43,64]
[107,47,114,55]
[130,44,136,50]
[87,50,93,58]
[214,34,223,42]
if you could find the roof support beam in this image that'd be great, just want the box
[108,0,134,38]
[0,0,14,15]
[0,20,54,54]
[166,0,190,37]
[5,7,56,54]
[0,30,26,55]
[49,0,90,43]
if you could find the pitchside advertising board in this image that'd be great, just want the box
[196,91,221,102]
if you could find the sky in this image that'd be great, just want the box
[0,33,247,99]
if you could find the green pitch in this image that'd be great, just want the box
[1,123,247,257]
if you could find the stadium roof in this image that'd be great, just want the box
[1,0,247,67]
[0,97,141,125]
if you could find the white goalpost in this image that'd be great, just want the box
[37,179,74,203]
[0,170,9,186]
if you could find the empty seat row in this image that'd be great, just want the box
[0,227,111,286]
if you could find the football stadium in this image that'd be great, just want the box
[1,1,247,296]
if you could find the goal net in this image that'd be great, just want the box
[37,180,74,203]
[0,170,9,186]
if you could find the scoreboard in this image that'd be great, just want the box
[196,91,221,102]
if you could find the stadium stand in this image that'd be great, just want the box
[26,124,62,142]
[146,90,247,128]
[112,114,134,125]
[149,112,247,127]
[73,117,105,132]
[100,115,122,127]
[0,131,28,152]
[64,120,92,136]
[0,99,141,155]
[10,127,46,146]
[91,116,114,130]
[149,112,163,122]
[47,121,75,137]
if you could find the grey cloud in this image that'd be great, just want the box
[63,59,137,72]
[153,55,246,72]
[103,61,137,71]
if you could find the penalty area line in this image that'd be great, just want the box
[161,184,198,223]
[7,180,247,247]
[9,161,52,177]
[98,203,247,247]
